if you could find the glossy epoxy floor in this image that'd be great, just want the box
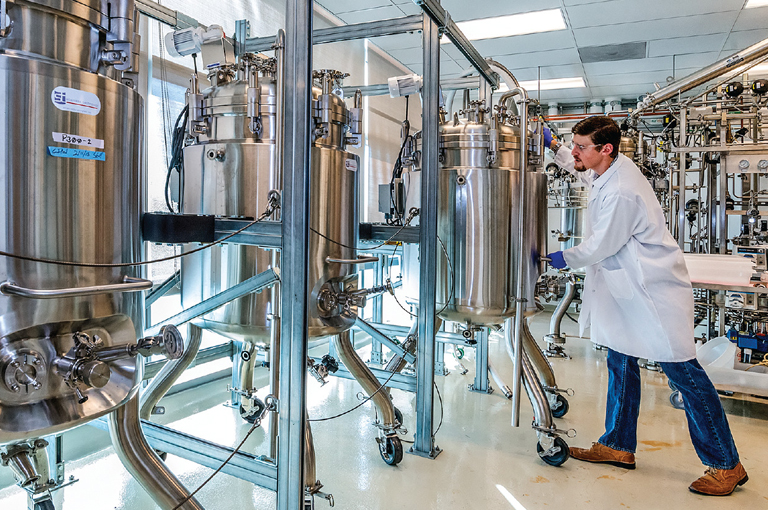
[1,312,766,510]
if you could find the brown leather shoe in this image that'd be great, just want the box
[569,442,636,469]
[688,463,748,496]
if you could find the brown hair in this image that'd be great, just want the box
[572,116,620,158]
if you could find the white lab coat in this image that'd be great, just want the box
[554,148,695,362]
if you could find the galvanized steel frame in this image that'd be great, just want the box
[129,0,500,503]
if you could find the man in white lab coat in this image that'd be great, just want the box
[544,116,747,496]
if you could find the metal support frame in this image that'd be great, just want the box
[135,0,199,30]
[365,321,468,345]
[354,317,416,364]
[246,15,423,53]
[470,328,490,393]
[91,418,277,490]
[368,256,385,364]
[414,0,498,88]
[144,269,279,337]
[277,0,312,506]
[411,13,441,460]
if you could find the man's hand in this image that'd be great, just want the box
[546,251,567,269]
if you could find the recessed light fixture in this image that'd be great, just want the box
[497,77,587,92]
[745,0,768,8]
[446,9,566,43]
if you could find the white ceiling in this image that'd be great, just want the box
[315,0,768,104]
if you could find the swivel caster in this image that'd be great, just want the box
[551,394,569,418]
[537,437,569,467]
[669,390,684,410]
[394,406,404,427]
[379,435,403,466]
[239,398,266,424]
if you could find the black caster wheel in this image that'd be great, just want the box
[379,435,403,466]
[34,500,56,510]
[551,394,569,418]
[669,390,684,410]
[239,399,266,424]
[394,406,404,427]
[537,437,569,467]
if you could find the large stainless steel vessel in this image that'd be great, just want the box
[435,101,547,325]
[181,64,363,341]
[0,0,145,445]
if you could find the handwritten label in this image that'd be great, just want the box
[344,159,358,172]
[50,86,101,115]
[52,132,104,149]
[47,146,105,161]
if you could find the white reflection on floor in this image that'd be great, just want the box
[496,484,528,510]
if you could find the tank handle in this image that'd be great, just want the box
[325,256,379,265]
[0,276,153,299]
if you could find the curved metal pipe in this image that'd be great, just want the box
[139,323,203,420]
[521,347,553,431]
[304,419,317,490]
[634,36,768,115]
[109,395,203,510]
[333,329,396,427]
[522,319,556,388]
[548,280,576,342]
[485,59,520,116]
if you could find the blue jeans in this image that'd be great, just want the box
[598,348,740,470]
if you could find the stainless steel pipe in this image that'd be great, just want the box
[488,359,512,399]
[548,280,576,342]
[636,36,768,114]
[522,319,557,389]
[333,330,396,427]
[139,324,203,420]
[109,395,203,510]
[498,85,529,427]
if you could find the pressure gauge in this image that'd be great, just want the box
[739,159,750,170]
[759,160,768,171]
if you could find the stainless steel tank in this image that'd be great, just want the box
[435,101,547,326]
[181,65,362,341]
[0,0,144,445]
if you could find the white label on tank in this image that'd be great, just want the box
[50,86,101,115]
[345,159,358,172]
[52,132,104,149]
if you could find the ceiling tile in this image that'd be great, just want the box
[647,33,728,57]
[489,48,583,69]
[369,33,422,51]
[435,0,564,23]
[572,12,737,47]
[722,29,768,52]
[467,31,577,58]
[732,5,768,32]
[565,0,743,29]
[394,2,422,15]
[337,5,405,24]
[317,0,393,14]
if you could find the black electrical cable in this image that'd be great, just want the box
[170,419,261,510]
[165,103,189,212]
[565,312,578,323]
[309,369,398,422]
[433,380,444,436]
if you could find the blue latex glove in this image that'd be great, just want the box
[543,126,553,148]
[547,251,567,269]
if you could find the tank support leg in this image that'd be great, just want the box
[469,328,491,393]
[544,279,576,358]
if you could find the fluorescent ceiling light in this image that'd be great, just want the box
[746,63,768,74]
[446,9,566,42]
[497,77,587,92]
[746,0,768,8]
